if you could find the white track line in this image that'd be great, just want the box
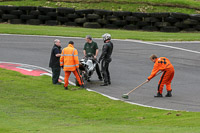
[124,39,200,54]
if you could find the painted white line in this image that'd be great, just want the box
[125,39,200,54]
[0,61,75,85]
[153,41,200,43]
[0,33,120,40]
[1,33,199,54]
[16,67,32,71]
[2,33,200,43]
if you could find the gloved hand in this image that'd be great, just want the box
[61,66,63,69]
[98,60,100,63]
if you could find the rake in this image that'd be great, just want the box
[122,71,162,99]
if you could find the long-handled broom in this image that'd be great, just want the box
[122,71,162,99]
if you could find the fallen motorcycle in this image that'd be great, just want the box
[75,54,97,86]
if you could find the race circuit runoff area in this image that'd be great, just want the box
[0,34,200,112]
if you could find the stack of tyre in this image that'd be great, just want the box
[124,12,200,32]
[1,5,200,32]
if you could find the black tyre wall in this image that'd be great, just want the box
[1,5,200,32]
[2,14,18,20]
[27,19,41,25]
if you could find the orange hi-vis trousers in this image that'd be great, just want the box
[158,68,174,94]
[64,69,83,87]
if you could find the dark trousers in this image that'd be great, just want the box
[51,67,61,84]
[101,59,110,83]
[96,63,102,79]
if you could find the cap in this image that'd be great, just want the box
[86,35,92,40]
[69,41,74,44]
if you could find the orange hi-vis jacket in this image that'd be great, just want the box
[148,57,174,80]
[60,44,79,71]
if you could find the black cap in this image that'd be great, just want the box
[86,35,92,40]
[69,41,74,44]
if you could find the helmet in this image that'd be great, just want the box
[102,33,111,42]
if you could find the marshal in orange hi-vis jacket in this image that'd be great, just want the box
[147,55,175,97]
[60,41,84,89]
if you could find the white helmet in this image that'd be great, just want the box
[102,33,111,42]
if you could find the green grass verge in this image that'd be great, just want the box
[0,0,200,14]
[0,68,200,133]
[1,23,200,41]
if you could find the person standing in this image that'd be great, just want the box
[83,35,102,81]
[147,54,175,97]
[60,41,84,90]
[98,33,113,86]
[49,39,62,85]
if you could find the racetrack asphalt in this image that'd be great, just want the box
[0,34,200,112]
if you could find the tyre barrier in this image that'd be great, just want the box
[38,7,56,14]
[38,15,51,21]
[190,14,200,21]
[104,24,118,29]
[126,16,141,22]
[113,20,127,27]
[75,18,87,25]
[1,5,200,32]
[174,22,190,29]
[27,19,41,25]
[76,9,94,15]
[65,22,78,26]
[155,22,171,28]
[2,14,18,20]
[86,14,100,20]
[45,20,58,26]
[94,9,113,16]
[18,6,37,11]
[142,26,159,31]
[0,5,18,11]
[113,11,132,17]
[83,22,101,28]
[57,7,75,14]
[10,10,23,16]
[149,13,170,18]
[30,10,40,16]
[160,26,180,32]
[0,10,3,16]
[97,19,108,25]
[10,19,22,24]
[57,16,68,22]
[124,24,139,30]
[20,15,36,20]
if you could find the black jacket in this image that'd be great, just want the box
[49,44,62,68]
[99,41,113,62]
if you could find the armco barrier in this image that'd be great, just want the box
[1,5,200,32]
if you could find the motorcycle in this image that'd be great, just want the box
[75,54,97,86]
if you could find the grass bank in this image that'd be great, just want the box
[0,68,200,133]
[1,23,200,41]
[0,0,200,14]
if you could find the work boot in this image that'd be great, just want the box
[154,93,163,97]
[165,90,172,97]
[80,85,85,89]
[108,81,111,85]
[53,82,61,85]
[100,83,108,86]
[65,86,68,90]
[99,77,103,81]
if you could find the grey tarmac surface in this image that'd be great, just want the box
[0,34,200,112]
